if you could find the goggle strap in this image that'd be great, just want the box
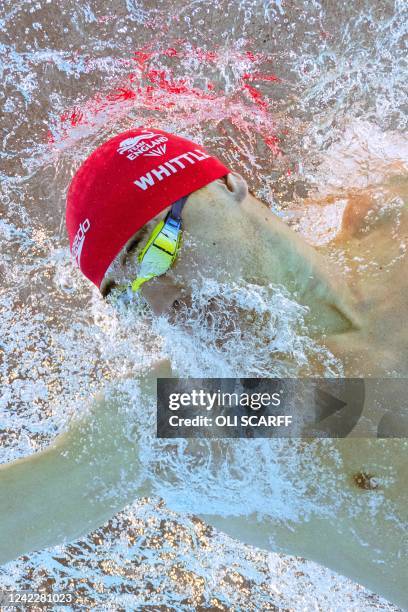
[169,195,188,220]
[130,196,188,294]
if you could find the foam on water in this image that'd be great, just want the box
[1,0,407,608]
[154,278,342,377]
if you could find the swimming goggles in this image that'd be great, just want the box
[128,195,188,294]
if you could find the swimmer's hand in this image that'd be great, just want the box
[0,371,161,565]
[141,357,174,379]
[121,358,175,398]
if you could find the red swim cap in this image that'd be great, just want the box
[66,127,229,288]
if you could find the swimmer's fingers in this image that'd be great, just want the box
[141,358,174,380]
[112,353,176,387]
[136,358,176,399]
[114,358,175,400]
[120,358,175,382]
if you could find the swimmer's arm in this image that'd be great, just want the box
[240,195,362,333]
[0,366,166,565]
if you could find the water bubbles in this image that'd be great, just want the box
[299,58,318,76]
[0,0,405,607]
[155,278,342,378]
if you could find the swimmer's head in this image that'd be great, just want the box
[66,127,231,290]
[66,134,356,332]
[98,171,249,313]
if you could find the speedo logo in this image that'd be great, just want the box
[117,132,168,160]
[72,219,90,267]
[133,149,211,191]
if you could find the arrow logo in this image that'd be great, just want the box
[314,388,347,421]
[311,380,365,437]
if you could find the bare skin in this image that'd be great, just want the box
[0,172,407,606]
[140,173,361,335]
[320,178,408,376]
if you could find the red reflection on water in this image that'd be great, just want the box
[48,42,284,159]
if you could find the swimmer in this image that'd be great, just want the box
[0,128,407,607]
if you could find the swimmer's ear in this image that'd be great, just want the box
[224,172,249,203]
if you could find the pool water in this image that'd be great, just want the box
[1,0,407,608]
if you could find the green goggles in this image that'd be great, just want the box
[118,196,188,299]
